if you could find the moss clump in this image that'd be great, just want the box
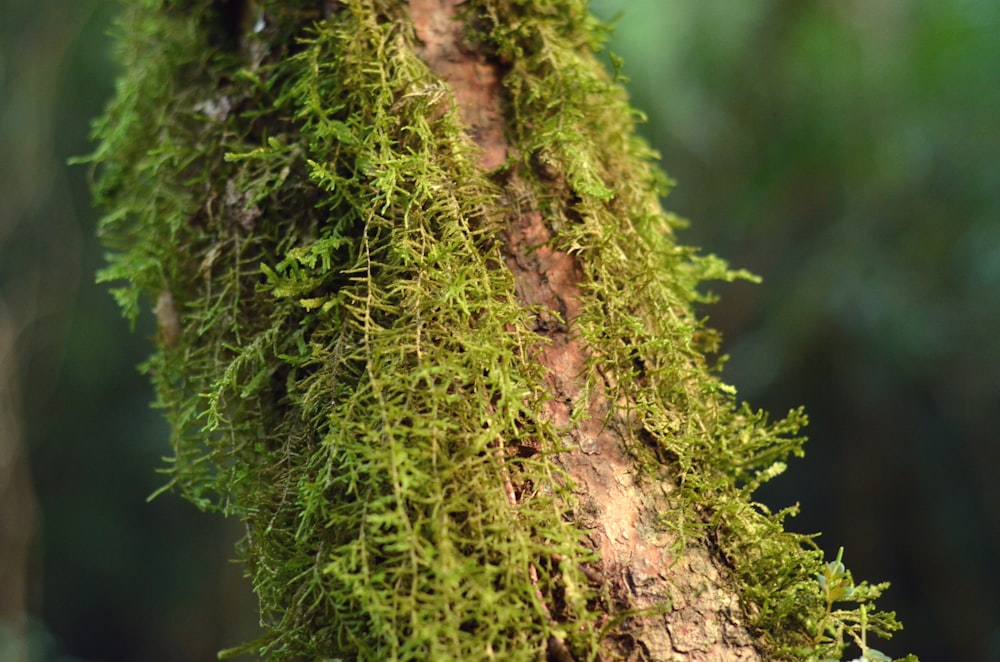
[87,0,911,660]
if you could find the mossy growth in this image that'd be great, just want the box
[85,0,913,660]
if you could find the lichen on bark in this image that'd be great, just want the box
[86,0,909,660]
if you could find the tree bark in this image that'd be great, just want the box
[409,3,758,658]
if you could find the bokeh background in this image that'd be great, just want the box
[1,0,997,659]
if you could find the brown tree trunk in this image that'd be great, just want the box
[0,317,38,662]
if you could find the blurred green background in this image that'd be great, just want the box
[1,0,997,659]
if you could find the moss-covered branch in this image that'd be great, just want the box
[86,0,912,659]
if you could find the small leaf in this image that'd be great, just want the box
[865,648,892,662]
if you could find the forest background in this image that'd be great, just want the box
[1,0,997,660]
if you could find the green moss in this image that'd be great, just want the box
[86,0,912,660]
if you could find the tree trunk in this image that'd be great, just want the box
[0,318,38,662]
[89,1,905,660]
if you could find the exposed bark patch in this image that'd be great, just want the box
[504,202,759,662]
[410,2,760,659]
[410,0,507,170]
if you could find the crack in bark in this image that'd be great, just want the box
[410,0,507,170]
[408,2,761,659]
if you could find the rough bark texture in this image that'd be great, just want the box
[505,205,760,661]
[411,2,759,659]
